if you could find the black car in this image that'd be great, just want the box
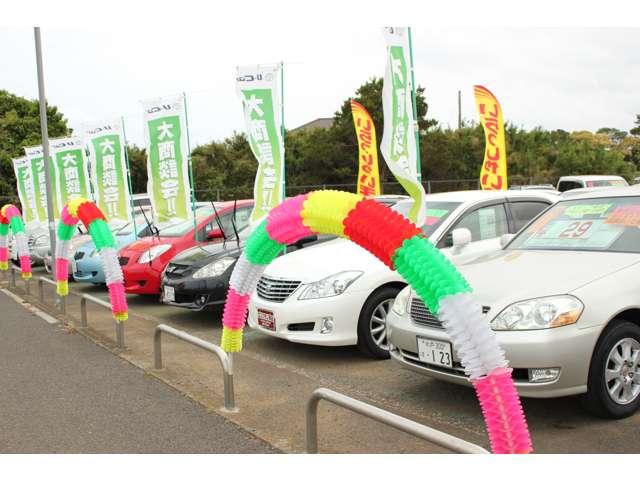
[160,230,325,311]
[160,195,409,311]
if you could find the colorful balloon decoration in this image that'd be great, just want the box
[55,198,128,321]
[0,204,32,279]
[220,190,532,454]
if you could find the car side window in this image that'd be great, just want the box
[197,206,253,241]
[439,204,509,247]
[558,181,583,192]
[509,202,549,232]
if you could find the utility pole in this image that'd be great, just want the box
[457,90,462,129]
[33,27,57,278]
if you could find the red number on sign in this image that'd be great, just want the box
[559,221,593,238]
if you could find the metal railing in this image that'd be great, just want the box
[306,388,489,454]
[67,291,125,349]
[153,324,236,412]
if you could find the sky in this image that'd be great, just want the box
[1,26,639,148]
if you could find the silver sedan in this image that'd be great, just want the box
[387,186,640,419]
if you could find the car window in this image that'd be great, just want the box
[392,200,461,237]
[439,204,509,248]
[509,202,550,231]
[558,181,583,192]
[198,206,253,241]
[509,196,640,253]
[585,179,628,187]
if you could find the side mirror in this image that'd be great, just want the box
[451,228,472,250]
[500,233,515,248]
[207,229,224,240]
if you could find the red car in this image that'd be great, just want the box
[119,200,254,295]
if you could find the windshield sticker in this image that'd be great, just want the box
[605,205,640,227]
[523,218,623,249]
[529,206,565,233]
[564,203,613,218]
[426,208,449,218]
[478,208,497,239]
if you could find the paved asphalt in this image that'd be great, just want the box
[0,290,277,453]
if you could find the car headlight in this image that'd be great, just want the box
[297,271,363,300]
[392,286,411,316]
[34,235,49,247]
[192,257,236,279]
[138,244,171,263]
[491,295,584,331]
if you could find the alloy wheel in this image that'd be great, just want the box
[369,298,393,351]
[605,337,640,405]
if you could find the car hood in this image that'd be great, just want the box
[264,237,390,283]
[458,249,640,307]
[122,237,175,253]
[170,241,243,268]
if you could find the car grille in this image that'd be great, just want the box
[164,263,190,279]
[410,298,443,329]
[256,276,301,302]
[74,251,85,261]
[119,256,129,266]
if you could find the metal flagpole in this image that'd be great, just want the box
[407,27,422,183]
[280,61,285,202]
[33,27,57,279]
[183,93,197,240]
[120,116,138,238]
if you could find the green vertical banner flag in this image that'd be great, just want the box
[84,120,132,226]
[236,64,284,223]
[142,94,193,224]
[380,27,426,226]
[23,145,59,222]
[50,137,92,210]
[12,156,38,225]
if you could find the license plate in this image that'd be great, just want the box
[257,308,276,331]
[163,285,175,302]
[417,337,453,368]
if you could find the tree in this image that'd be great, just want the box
[631,115,640,136]
[0,90,70,198]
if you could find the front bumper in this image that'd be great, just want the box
[121,258,163,294]
[246,289,369,347]
[387,308,601,398]
[73,255,106,284]
[160,273,230,311]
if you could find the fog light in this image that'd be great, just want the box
[195,294,208,306]
[320,317,334,334]
[528,367,560,383]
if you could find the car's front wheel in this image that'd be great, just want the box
[357,286,401,360]
[582,321,640,418]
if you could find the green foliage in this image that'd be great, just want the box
[126,144,148,194]
[0,89,70,199]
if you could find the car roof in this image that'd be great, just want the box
[557,184,640,201]
[395,189,558,205]
[558,175,626,182]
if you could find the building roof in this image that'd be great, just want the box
[290,117,334,133]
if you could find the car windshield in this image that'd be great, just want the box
[392,201,461,236]
[508,196,640,253]
[585,179,627,188]
[154,206,216,238]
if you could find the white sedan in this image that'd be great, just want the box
[247,190,558,358]
[388,186,640,418]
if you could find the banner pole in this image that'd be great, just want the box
[407,27,422,183]
[33,27,57,280]
[120,116,138,238]
[183,92,197,240]
[280,61,285,202]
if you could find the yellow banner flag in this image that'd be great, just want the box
[474,85,507,190]
[351,100,381,197]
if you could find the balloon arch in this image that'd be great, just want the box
[0,204,32,278]
[219,190,532,454]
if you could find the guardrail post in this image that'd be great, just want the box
[38,277,44,302]
[25,277,30,295]
[152,324,236,412]
[306,392,320,453]
[115,321,125,348]
[9,266,15,288]
[80,296,87,327]
[60,295,66,315]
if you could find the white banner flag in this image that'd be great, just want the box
[83,119,132,226]
[12,156,38,226]
[50,137,92,210]
[142,94,193,225]
[23,145,56,223]
[380,27,426,226]
[236,64,284,223]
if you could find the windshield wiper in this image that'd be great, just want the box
[210,201,227,244]
[138,205,159,240]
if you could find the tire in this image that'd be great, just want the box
[357,286,401,360]
[581,321,640,418]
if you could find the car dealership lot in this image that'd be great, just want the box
[9,270,640,453]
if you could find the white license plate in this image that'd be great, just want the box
[417,337,453,368]
[163,285,175,302]
[257,308,276,331]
